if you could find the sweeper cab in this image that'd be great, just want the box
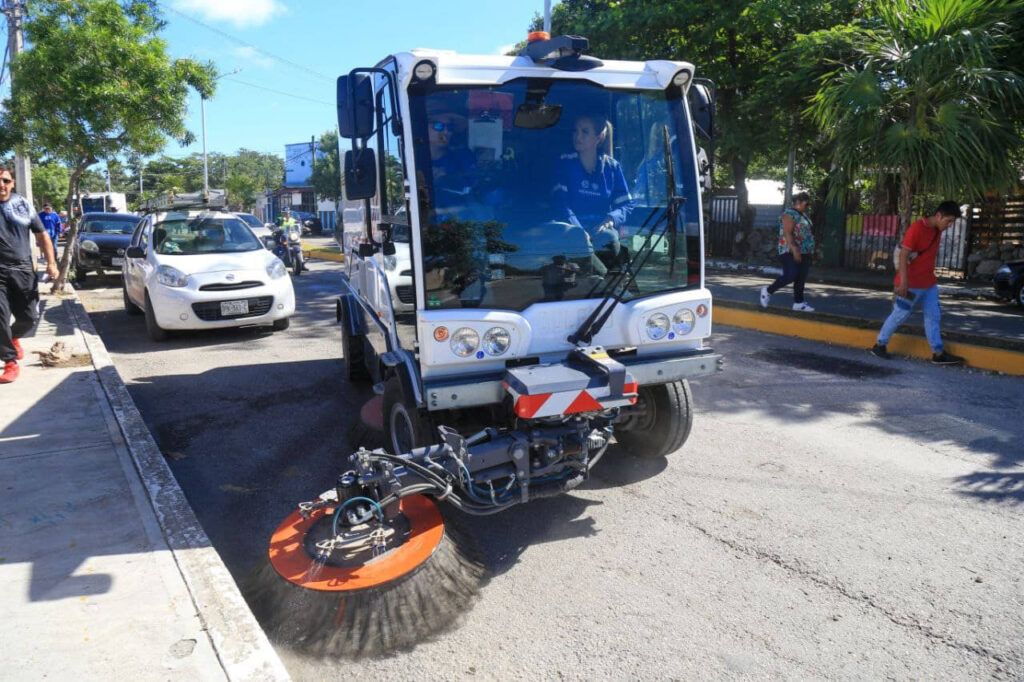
[256,34,722,657]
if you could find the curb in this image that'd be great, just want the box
[301,245,344,263]
[714,300,1024,377]
[64,287,290,681]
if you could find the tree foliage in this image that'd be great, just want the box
[310,130,341,203]
[0,0,215,290]
[808,0,1024,229]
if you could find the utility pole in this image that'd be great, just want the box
[543,0,551,33]
[4,0,33,206]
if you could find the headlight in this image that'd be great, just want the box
[450,327,479,357]
[80,239,99,253]
[646,313,670,340]
[672,308,695,335]
[288,231,300,242]
[156,265,188,288]
[482,327,511,356]
[996,265,1011,275]
[266,259,287,279]
[383,255,397,271]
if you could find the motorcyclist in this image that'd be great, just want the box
[277,209,299,233]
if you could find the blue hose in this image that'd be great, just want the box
[332,496,385,537]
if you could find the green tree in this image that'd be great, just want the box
[310,130,341,204]
[545,0,859,220]
[31,162,70,207]
[1,0,215,290]
[809,0,1024,231]
[226,172,259,210]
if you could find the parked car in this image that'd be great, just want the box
[71,212,141,282]
[993,261,1024,306]
[123,208,295,341]
[289,210,323,236]
[234,212,274,242]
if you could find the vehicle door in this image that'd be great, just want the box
[125,216,151,303]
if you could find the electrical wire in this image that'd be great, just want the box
[223,77,334,108]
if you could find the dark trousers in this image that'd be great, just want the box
[0,267,40,362]
[767,252,812,303]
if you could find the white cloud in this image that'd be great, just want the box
[232,46,274,69]
[171,0,285,28]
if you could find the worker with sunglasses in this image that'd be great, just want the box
[0,165,59,384]
[427,113,478,216]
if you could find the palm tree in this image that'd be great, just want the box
[809,0,1024,231]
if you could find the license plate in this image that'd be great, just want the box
[111,257,124,266]
[220,300,249,316]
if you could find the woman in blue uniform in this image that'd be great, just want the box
[551,114,634,261]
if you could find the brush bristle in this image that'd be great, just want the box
[244,518,487,658]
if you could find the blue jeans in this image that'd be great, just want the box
[767,252,812,303]
[876,284,943,353]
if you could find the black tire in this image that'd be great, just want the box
[615,380,693,458]
[144,291,169,342]
[123,282,142,316]
[340,311,370,382]
[383,374,433,455]
[272,317,290,331]
[74,263,88,283]
[1015,282,1024,307]
[293,251,303,276]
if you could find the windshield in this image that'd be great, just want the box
[409,78,701,311]
[153,216,263,255]
[235,213,262,228]
[82,216,138,234]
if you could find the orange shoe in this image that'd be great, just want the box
[12,338,24,360]
[0,360,19,384]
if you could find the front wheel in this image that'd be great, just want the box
[292,250,303,276]
[1015,282,1024,307]
[123,281,142,316]
[383,374,433,455]
[614,380,693,458]
[144,291,170,342]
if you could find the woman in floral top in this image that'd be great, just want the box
[760,192,816,312]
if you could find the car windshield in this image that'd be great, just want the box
[235,213,262,228]
[153,216,263,255]
[407,78,701,311]
[82,217,137,234]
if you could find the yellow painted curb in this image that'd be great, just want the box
[715,304,1024,377]
[302,246,345,263]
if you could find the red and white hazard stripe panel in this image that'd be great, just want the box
[504,381,639,419]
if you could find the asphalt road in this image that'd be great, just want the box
[78,263,1024,680]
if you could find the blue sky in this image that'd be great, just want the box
[161,0,552,159]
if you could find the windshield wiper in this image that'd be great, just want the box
[568,125,683,347]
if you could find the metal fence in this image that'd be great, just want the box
[842,213,970,278]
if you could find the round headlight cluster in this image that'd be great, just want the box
[483,327,511,356]
[450,327,479,357]
[673,309,696,335]
[646,313,670,340]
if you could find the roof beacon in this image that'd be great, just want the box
[519,33,603,71]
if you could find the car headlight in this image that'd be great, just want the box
[80,239,99,253]
[288,231,300,242]
[996,265,1011,275]
[646,313,670,340]
[672,308,695,335]
[482,327,511,356]
[156,265,189,288]
[450,327,480,357]
[266,259,287,279]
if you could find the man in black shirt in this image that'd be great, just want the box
[0,165,59,383]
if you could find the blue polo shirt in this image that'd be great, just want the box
[552,153,634,229]
[39,211,63,241]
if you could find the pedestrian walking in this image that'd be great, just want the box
[760,191,816,311]
[0,166,60,384]
[870,201,964,365]
[38,203,63,255]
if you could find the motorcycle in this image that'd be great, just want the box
[268,224,305,276]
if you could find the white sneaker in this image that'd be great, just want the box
[759,286,770,308]
[792,302,815,312]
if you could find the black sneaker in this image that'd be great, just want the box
[870,343,890,359]
[931,351,964,366]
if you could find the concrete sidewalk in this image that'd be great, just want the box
[707,270,1024,376]
[0,287,288,680]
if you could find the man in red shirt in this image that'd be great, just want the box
[871,201,963,365]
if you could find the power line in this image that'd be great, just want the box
[159,2,333,84]
[224,77,334,107]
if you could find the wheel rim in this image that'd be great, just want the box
[390,402,416,455]
[621,390,658,432]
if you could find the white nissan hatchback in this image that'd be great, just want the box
[123,208,295,341]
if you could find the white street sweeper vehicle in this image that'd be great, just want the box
[255,33,722,657]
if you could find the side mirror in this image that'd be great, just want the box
[125,245,145,259]
[358,242,376,258]
[337,74,374,139]
[382,240,396,256]
[344,149,377,200]
[688,82,715,141]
